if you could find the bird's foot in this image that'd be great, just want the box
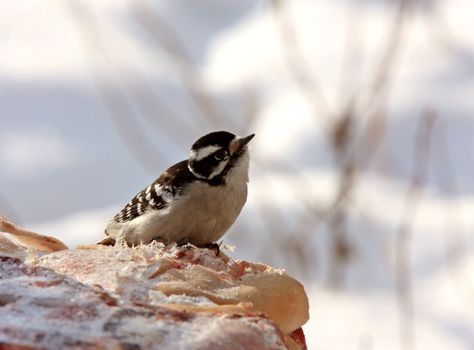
[177,238,190,247]
[150,236,168,246]
[201,242,220,256]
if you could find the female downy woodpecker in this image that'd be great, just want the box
[100,131,254,247]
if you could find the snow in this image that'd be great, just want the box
[1,0,474,349]
[305,250,474,350]
[0,124,77,176]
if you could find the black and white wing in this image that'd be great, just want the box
[112,182,167,223]
[110,160,197,224]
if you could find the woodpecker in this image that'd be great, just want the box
[100,131,254,247]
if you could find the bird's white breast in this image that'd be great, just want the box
[113,152,250,246]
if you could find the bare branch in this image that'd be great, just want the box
[395,108,437,350]
[363,0,410,114]
[269,0,332,120]
[64,0,168,174]
[130,0,233,129]
[120,68,198,141]
[432,119,468,285]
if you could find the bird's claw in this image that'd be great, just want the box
[201,242,220,256]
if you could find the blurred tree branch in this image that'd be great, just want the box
[395,108,437,350]
[432,118,468,287]
[270,0,332,120]
[64,0,169,174]
[265,0,413,286]
[130,0,236,130]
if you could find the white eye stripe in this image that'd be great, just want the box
[191,145,222,161]
[208,161,227,179]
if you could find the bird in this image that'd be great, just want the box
[99,131,254,247]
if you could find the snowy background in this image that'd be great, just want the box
[1,0,473,349]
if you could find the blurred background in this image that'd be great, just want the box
[1,0,473,349]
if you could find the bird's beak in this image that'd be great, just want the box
[229,134,255,155]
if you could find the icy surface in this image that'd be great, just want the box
[0,254,291,350]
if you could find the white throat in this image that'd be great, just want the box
[226,150,250,184]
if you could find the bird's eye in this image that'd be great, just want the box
[214,151,227,161]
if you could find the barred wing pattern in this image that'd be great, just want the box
[112,160,197,223]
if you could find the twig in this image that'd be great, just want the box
[347,0,411,171]
[338,1,364,110]
[130,0,232,130]
[120,68,198,142]
[64,0,168,174]
[395,108,437,350]
[340,0,410,177]
[319,0,412,254]
[269,0,332,120]
[432,118,467,284]
[363,0,410,115]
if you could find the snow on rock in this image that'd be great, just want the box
[0,235,309,350]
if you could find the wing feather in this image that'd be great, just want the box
[111,160,197,223]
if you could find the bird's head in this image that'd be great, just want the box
[188,131,255,181]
